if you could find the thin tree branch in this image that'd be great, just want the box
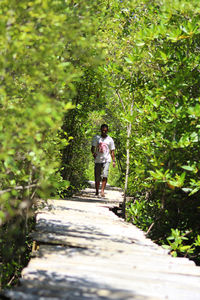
[7,275,16,286]
[115,90,126,112]
[122,93,135,219]
[0,184,38,195]
[146,222,155,236]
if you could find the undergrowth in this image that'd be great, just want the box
[0,215,35,290]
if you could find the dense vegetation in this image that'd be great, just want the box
[1,0,200,289]
[0,0,104,288]
[100,0,200,263]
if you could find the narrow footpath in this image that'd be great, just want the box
[5,182,200,300]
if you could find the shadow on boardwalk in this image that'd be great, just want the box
[3,183,200,300]
[7,269,139,300]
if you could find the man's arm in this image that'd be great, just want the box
[111,150,116,168]
[91,146,97,158]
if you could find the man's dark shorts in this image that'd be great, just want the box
[95,162,110,182]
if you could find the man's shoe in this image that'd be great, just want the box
[100,192,105,198]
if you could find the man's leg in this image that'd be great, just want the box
[95,163,102,196]
[100,162,110,197]
[101,177,107,197]
[95,181,100,196]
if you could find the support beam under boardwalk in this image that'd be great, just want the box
[4,183,200,300]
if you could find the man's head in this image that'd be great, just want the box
[100,124,108,137]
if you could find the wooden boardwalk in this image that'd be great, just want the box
[5,183,200,300]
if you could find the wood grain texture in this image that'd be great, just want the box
[4,183,200,300]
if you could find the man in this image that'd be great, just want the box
[91,124,116,197]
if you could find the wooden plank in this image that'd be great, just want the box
[4,183,200,300]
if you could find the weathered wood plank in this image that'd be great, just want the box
[4,183,200,300]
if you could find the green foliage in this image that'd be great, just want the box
[95,0,200,263]
[126,198,154,231]
[2,0,200,287]
[60,69,106,195]
[163,229,194,257]
[0,215,35,289]
[0,0,104,221]
[0,0,107,287]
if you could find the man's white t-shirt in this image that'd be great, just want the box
[92,135,115,163]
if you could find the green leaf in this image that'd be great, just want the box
[181,165,196,172]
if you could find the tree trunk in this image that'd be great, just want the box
[122,98,134,219]
[115,90,134,219]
